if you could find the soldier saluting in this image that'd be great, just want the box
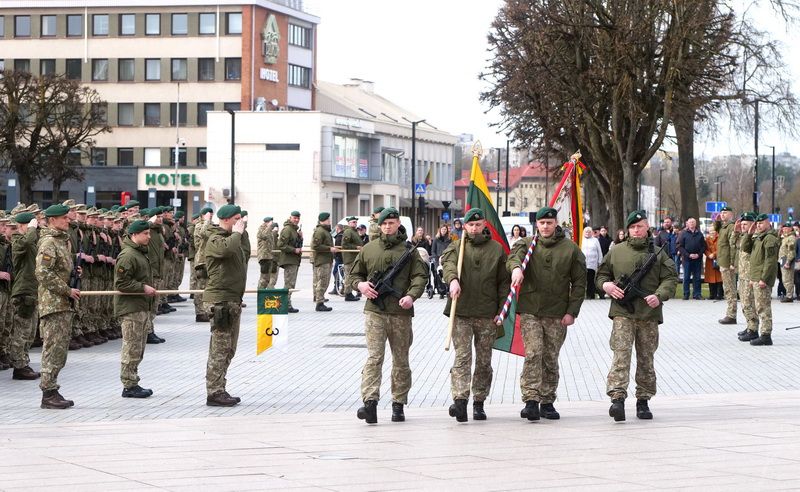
[597,210,677,422]
[277,211,302,313]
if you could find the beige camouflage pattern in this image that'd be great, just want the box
[282,264,298,306]
[256,222,275,260]
[35,228,74,318]
[738,251,758,331]
[782,267,795,300]
[519,313,567,404]
[753,283,773,335]
[721,268,737,319]
[120,310,151,388]
[204,301,242,396]
[450,316,496,402]
[361,311,413,404]
[607,317,659,400]
[9,296,37,369]
[39,311,74,391]
[0,292,9,356]
[313,262,332,303]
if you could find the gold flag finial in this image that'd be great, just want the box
[570,150,582,163]
[472,140,484,157]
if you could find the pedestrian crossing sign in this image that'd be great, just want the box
[415,183,426,195]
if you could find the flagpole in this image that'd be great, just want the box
[496,233,538,325]
[79,289,299,296]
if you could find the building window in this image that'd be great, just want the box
[199,13,216,35]
[144,148,161,167]
[117,103,134,126]
[41,15,57,37]
[91,103,108,124]
[40,59,56,77]
[172,148,187,167]
[171,13,188,35]
[67,15,82,36]
[118,148,134,166]
[198,58,215,81]
[0,61,4,72]
[145,14,160,35]
[67,149,82,166]
[91,59,108,81]
[197,102,214,126]
[92,14,109,36]
[145,59,160,81]
[14,59,31,73]
[15,16,31,37]
[92,148,107,166]
[523,197,529,208]
[144,103,161,126]
[171,58,187,81]
[65,59,82,80]
[223,102,240,112]
[169,103,187,126]
[197,147,207,167]
[226,12,242,34]
[118,58,134,81]
[0,16,4,37]
[120,14,135,36]
[288,64,311,88]
[288,24,311,48]
[333,135,369,179]
[224,58,241,80]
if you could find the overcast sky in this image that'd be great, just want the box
[314,0,800,160]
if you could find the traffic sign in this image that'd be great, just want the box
[789,207,794,215]
[705,201,727,214]
[441,211,451,221]
[414,183,426,195]
[769,213,782,224]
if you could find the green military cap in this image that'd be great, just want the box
[191,212,201,220]
[175,211,185,219]
[740,212,756,221]
[240,210,248,217]
[720,206,733,212]
[346,215,357,222]
[373,206,384,214]
[86,207,101,217]
[127,220,150,235]
[263,216,273,222]
[110,205,120,211]
[162,205,174,212]
[783,221,793,228]
[138,208,151,217]
[25,204,41,214]
[625,210,647,228]
[318,212,330,222]
[463,208,485,223]
[536,207,558,221]
[126,200,140,208]
[62,199,76,208]
[12,212,36,224]
[755,213,769,222]
[44,204,70,217]
[200,206,213,215]
[290,210,301,217]
[75,204,88,213]
[10,204,26,214]
[217,204,241,219]
[378,207,399,225]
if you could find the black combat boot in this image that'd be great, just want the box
[122,385,154,398]
[345,293,359,302]
[737,329,748,337]
[738,330,759,342]
[287,307,299,313]
[636,399,653,419]
[206,391,239,407]
[718,316,737,325]
[76,335,94,348]
[750,334,773,346]
[448,399,468,422]
[609,398,625,422]
[68,339,82,351]
[315,303,332,312]
[357,400,378,424]
[520,400,539,421]
[473,401,487,421]
[41,390,70,409]
[55,390,74,407]
[195,313,210,322]
[12,366,40,380]
[540,403,560,420]
[146,333,161,344]
[391,402,405,422]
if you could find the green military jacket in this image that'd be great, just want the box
[187,222,197,261]
[204,224,248,303]
[256,222,274,261]
[311,224,334,266]
[595,236,677,324]
[349,229,428,316]
[368,219,381,242]
[147,223,165,280]
[193,219,211,268]
[242,229,252,259]
[114,237,154,317]
[277,220,302,267]
[11,228,39,298]
[441,232,510,319]
[779,232,796,265]
[35,227,74,317]
[0,237,11,293]
[507,228,587,318]
[341,226,362,264]
[749,229,779,285]
[717,220,736,269]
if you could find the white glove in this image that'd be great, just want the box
[232,219,245,234]
[148,215,158,224]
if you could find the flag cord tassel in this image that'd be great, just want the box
[496,232,538,326]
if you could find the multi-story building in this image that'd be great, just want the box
[0,0,318,209]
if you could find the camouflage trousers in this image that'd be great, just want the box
[39,311,74,392]
[0,291,10,355]
[120,311,151,388]
[782,267,795,300]
[9,296,38,369]
[361,312,413,404]
[204,301,242,396]
[450,316,496,402]
[149,277,163,334]
[343,262,356,295]
[519,313,567,404]
[752,283,773,335]
[282,264,299,306]
[721,268,738,319]
[738,274,758,331]
[607,317,659,401]
[194,270,206,315]
[313,262,332,304]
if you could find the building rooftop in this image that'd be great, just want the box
[454,161,548,189]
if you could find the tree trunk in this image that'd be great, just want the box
[52,182,62,204]
[622,163,639,218]
[585,172,610,228]
[605,171,625,234]
[674,109,700,221]
[17,172,34,205]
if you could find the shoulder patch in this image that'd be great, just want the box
[117,266,126,274]
[40,254,54,267]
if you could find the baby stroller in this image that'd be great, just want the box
[416,248,447,299]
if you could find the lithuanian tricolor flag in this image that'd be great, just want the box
[256,288,289,355]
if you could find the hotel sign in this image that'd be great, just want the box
[144,173,201,187]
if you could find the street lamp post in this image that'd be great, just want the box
[496,148,501,213]
[225,109,236,204]
[658,167,664,225]
[766,145,776,213]
[173,82,181,208]
[402,118,425,228]
[753,100,759,213]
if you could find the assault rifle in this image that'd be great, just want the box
[70,243,83,291]
[614,244,665,314]
[1,244,12,290]
[367,243,415,311]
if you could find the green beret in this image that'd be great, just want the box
[535,207,558,221]
[138,208,150,217]
[200,207,213,215]
[263,216,273,222]
[13,212,35,224]
[240,210,248,217]
[290,210,301,217]
[318,212,331,222]
[175,211,185,219]
[720,206,733,212]
[162,205,173,212]
[378,207,399,225]
[191,212,200,220]
[127,220,150,235]
[373,206,384,214]
[44,204,70,217]
[740,212,756,222]
[110,205,120,211]
[346,215,357,222]
[625,210,647,228]
[755,213,769,222]
[126,200,140,208]
[217,204,241,219]
[463,208,485,223]
[784,221,794,228]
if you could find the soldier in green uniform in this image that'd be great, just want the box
[8,212,41,380]
[311,212,338,312]
[257,217,276,289]
[277,211,302,313]
[744,214,780,346]
[441,208,509,422]
[779,222,796,303]
[203,204,248,407]
[734,213,759,340]
[341,216,363,301]
[350,208,428,424]
[36,204,82,409]
[145,209,166,343]
[509,207,587,421]
[716,206,738,324]
[597,210,677,421]
[115,220,158,398]
[0,217,16,370]
[193,207,214,322]
[368,207,384,242]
